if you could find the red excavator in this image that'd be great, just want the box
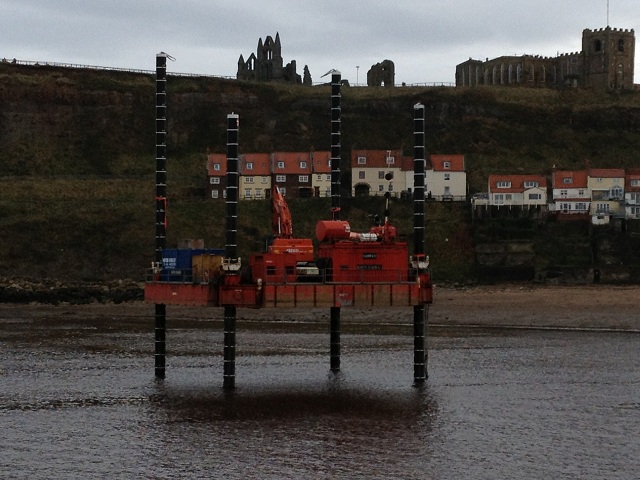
[249,186,319,283]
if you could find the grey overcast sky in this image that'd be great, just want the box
[3,0,638,85]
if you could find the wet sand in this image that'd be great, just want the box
[1,284,638,331]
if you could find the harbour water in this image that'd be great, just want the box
[1,308,638,479]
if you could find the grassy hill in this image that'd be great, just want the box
[1,62,640,286]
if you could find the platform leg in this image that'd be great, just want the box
[330,306,341,372]
[413,304,428,384]
[155,303,166,378]
[223,305,237,389]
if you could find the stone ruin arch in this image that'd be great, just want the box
[367,60,395,87]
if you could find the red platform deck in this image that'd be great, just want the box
[144,278,432,308]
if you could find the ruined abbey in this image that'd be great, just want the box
[237,33,311,85]
[456,26,635,90]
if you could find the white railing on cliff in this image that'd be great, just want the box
[2,57,453,86]
[1,57,235,79]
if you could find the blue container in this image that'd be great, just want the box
[161,248,225,281]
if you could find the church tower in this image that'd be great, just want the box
[582,27,635,89]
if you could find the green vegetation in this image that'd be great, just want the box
[1,63,640,284]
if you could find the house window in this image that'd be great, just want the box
[560,189,568,197]
[326,174,331,181]
[245,176,254,184]
[358,171,365,179]
[596,203,610,213]
[496,181,511,188]
[528,193,541,200]
[245,162,253,170]
[560,203,571,211]
[262,177,268,184]
[211,190,219,199]
[611,187,623,199]
[213,163,221,171]
[277,161,285,169]
[389,184,394,192]
[299,175,309,183]
[378,171,385,179]
[444,186,451,196]
[244,189,252,198]
[300,161,307,169]
[562,177,572,184]
[578,189,585,196]
[443,161,451,170]
[386,156,395,164]
[316,174,322,181]
[576,203,587,211]
[444,173,450,181]
[357,156,366,165]
[505,194,512,201]
[276,175,286,182]
[524,181,538,188]
[631,207,640,217]
[494,194,504,204]
[210,177,220,185]
[631,179,640,187]
[378,185,384,192]
[255,189,263,198]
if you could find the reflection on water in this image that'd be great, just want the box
[0,314,638,479]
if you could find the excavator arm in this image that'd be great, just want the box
[272,186,293,238]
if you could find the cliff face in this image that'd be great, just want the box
[2,62,640,285]
[3,62,640,185]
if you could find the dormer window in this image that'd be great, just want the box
[277,161,285,169]
[357,156,366,164]
[443,161,451,170]
[299,161,307,169]
[213,163,221,171]
[562,177,572,184]
[496,181,511,188]
[386,156,395,165]
[524,181,538,188]
[245,162,253,170]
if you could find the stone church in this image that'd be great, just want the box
[456,26,635,90]
[237,33,311,85]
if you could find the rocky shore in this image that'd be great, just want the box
[0,277,144,304]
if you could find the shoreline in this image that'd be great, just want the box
[1,283,638,332]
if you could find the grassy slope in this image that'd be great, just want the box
[1,64,640,283]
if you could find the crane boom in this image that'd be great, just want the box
[272,186,293,238]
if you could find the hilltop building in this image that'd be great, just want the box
[456,26,635,90]
[237,33,309,84]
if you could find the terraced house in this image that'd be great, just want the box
[352,150,468,200]
[207,151,331,200]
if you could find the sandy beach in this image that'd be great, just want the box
[1,284,638,331]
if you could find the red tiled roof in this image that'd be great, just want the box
[588,168,625,178]
[430,155,465,172]
[311,151,332,173]
[552,170,588,189]
[351,150,404,169]
[488,174,547,193]
[207,153,227,176]
[625,168,640,192]
[272,152,312,174]
[241,153,271,175]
